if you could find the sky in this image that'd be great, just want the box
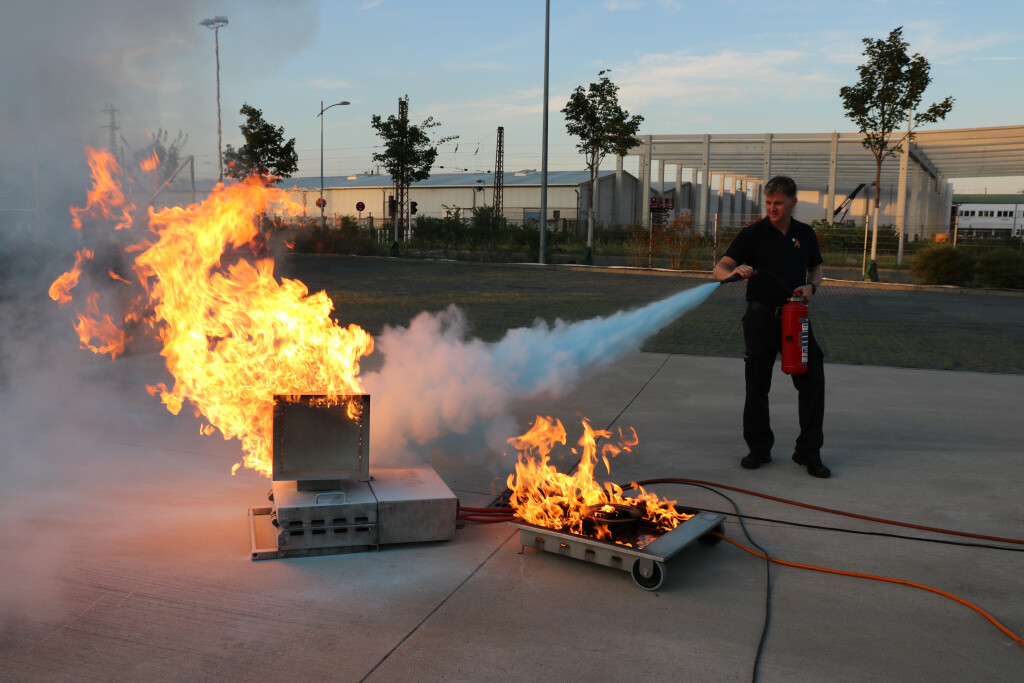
[2,0,1022,201]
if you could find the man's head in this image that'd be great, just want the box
[764,175,797,229]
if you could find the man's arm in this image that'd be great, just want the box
[713,255,754,282]
[793,264,823,301]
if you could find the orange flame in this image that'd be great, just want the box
[74,292,128,358]
[48,248,94,306]
[71,147,135,231]
[139,150,160,172]
[51,148,375,478]
[136,177,374,476]
[506,417,691,546]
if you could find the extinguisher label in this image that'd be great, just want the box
[800,317,809,363]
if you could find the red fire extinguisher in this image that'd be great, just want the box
[780,296,809,375]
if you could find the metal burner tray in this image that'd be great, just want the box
[509,509,726,591]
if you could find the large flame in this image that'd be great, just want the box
[51,148,374,477]
[506,417,692,545]
[70,146,135,231]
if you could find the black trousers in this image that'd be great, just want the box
[742,306,825,458]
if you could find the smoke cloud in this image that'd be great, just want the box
[0,0,320,625]
[0,0,718,626]
[362,283,718,462]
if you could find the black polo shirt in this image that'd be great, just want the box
[724,217,822,306]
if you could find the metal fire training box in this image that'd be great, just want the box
[510,508,726,591]
[272,393,369,487]
[249,394,457,560]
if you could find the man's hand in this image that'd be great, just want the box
[793,285,813,302]
[713,256,755,283]
[732,264,755,280]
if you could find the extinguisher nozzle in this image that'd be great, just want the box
[720,273,743,284]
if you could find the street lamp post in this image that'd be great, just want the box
[539,0,550,264]
[319,100,350,230]
[199,16,228,182]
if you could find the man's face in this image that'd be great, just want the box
[765,192,797,228]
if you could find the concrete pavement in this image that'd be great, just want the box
[1,345,1022,682]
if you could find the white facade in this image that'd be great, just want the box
[286,170,642,227]
[955,202,1024,237]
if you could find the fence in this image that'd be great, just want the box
[283,207,1022,279]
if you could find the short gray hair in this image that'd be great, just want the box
[764,175,797,199]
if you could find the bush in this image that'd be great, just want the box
[595,224,628,247]
[285,221,381,256]
[656,213,700,269]
[813,220,898,255]
[910,245,975,286]
[975,248,1024,289]
[625,225,649,267]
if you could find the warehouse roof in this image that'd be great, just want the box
[951,194,1024,205]
[626,125,1024,186]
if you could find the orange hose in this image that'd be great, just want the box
[714,532,1024,648]
[632,478,1024,546]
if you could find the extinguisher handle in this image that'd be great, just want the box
[721,268,756,284]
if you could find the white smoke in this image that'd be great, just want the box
[0,0,321,626]
[362,282,719,462]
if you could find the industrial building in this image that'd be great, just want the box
[121,124,1023,244]
[952,194,1024,237]
[282,125,1022,242]
[285,169,642,228]
[621,125,1023,239]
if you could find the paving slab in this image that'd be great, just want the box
[2,344,1022,682]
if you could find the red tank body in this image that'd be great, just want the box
[781,297,809,375]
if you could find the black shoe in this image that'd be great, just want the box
[741,452,772,469]
[792,452,831,478]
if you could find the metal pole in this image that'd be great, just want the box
[862,213,870,277]
[317,101,349,231]
[539,0,549,265]
[870,204,880,261]
[713,212,719,265]
[897,108,912,266]
[33,153,40,224]
[320,100,325,230]
[214,26,223,182]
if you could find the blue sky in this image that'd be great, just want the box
[4,0,1022,193]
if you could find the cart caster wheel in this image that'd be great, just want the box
[699,523,725,546]
[631,558,666,591]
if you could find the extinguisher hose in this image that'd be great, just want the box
[719,272,745,284]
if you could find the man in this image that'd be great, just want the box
[713,176,829,478]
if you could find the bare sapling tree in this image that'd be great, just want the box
[840,26,953,276]
[562,70,644,264]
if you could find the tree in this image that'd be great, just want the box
[223,103,298,183]
[371,96,456,248]
[562,70,644,262]
[840,27,953,273]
